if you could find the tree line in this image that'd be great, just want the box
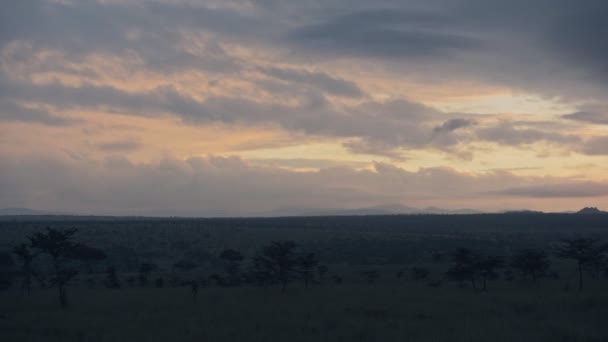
[1,228,607,309]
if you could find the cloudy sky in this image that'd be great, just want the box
[1,0,608,216]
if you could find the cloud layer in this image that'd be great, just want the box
[2,0,608,214]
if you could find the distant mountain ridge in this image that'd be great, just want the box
[265,204,484,217]
[576,207,606,214]
[0,206,605,218]
[0,207,58,216]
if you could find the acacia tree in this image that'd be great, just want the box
[252,240,297,293]
[219,249,244,285]
[411,267,430,281]
[447,248,504,291]
[104,265,121,289]
[510,249,551,286]
[297,253,318,288]
[476,255,504,291]
[29,227,91,309]
[361,270,380,285]
[0,251,14,290]
[556,238,606,291]
[138,262,157,287]
[13,244,35,293]
[171,259,197,287]
[72,245,106,274]
[317,265,328,283]
[446,248,479,289]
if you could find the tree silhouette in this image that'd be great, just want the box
[361,270,379,285]
[555,238,607,291]
[104,265,120,289]
[173,259,198,273]
[446,248,503,291]
[476,255,504,291]
[317,265,328,283]
[252,240,297,292]
[411,267,429,281]
[297,253,318,288]
[71,245,106,274]
[446,248,479,289]
[29,227,89,309]
[13,244,35,293]
[510,249,551,285]
[0,251,14,290]
[219,249,244,285]
[190,281,199,302]
[138,262,157,287]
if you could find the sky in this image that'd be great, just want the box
[1,0,608,216]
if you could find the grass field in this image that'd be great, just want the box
[2,279,608,342]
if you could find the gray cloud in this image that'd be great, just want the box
[2,154,606,216]
[579,137,608,156]
[494,182,608,198]
[0,100,74,126]
[475,122,580,146]
[2,0,608,160]
[2,67,581,157]
[433,118,476,135]
[3,0,608,100]
[96,139,141,152]
[288,8,482,59]
[562,112,608,125]
[258,66,364,98]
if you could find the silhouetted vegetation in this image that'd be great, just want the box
[297,252,318,288]
[12,243,35,293]
[0,251,14,290]
[29,228,97,308]
[1,214,608,341]
[252,241,298,292]
[510,249,551,285]
[219,249,243,285]
[555,238,607,291]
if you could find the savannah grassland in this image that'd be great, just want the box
[1,214,608,342]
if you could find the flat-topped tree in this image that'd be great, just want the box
[510,249,551,285]
[71,244,106,274]
[13,244,35,293]
[29,227,92,309]
[253,241,298,293]
[219,249,244,285]
[556,238,607,291]
[476,255,504,291]
[0,251,14,290]
[297,253,318,288]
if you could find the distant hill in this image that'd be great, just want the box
[0,207,57,216]
[502,210,545,214]
[576,207,606,214]
[265,204,484,217]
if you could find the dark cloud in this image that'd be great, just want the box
[433,118,476,135]
[579,137,608,156]
[3,66,582,157]
[3,0,608,99]
[475,122,580,146]
[96,139,140,152]
[562,112,608,125]
[258,66,364,98]
[2,0,608,160]
[0,100,74,126]
[288,9,481,59]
